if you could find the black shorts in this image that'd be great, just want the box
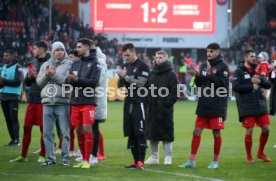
[123,101,146,137]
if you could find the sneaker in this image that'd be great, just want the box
[69,151,77,157]
[247,159,254,164]
[62,160,70,167]
[97,154,107,160]
[75,156,83,162]
[10,156,27,163]
[37,156,45,163]
[81,161,91,169]
[208,161,219,169]
[32,148,41,154]
[89,155,98,165]
[257,154,272,162]
[124,162,137,168]
[164,156,172,165]
[135,161,144,170]
[178,160,196,168]
[55,148,61,154]
[73,162,83,168]
[5,141,14,146]
[12,140,20,146]
[144,155,159,164]
[41,160,56,166]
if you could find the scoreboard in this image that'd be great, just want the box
[91,0,216,34]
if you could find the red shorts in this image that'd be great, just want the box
[71,105,96,127]
[24,103,43,126]
[195,116,224,129]
[242,114,270,128]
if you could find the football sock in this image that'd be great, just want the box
[245,134,253,160]
[258,132,269,155]
[213,136,222,162]
[21,126,32,157]
[190,134,201,160]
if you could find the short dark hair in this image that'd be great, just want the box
[69,49,78,57]
[77,38,92,48]
[244,49,255,57]
[122,43,135,52]
[33,41,48,51]
[207,42,221,50]
[4,50,14,55]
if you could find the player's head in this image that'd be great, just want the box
[33,41,48,58]
[68,49,79,62]
[206,42,221,61]
[122,43,137,64]
[257,51,269,63]
[155,50,168,65]
[3,50,14,64]
[244,49,256,67]
[77,38,91,57]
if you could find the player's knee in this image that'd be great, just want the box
[262,126,269,134]
[193,128,202,136]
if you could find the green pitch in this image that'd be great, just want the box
[0,101,275,181]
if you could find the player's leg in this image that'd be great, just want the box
[163,141,172,165]
[145,140,159,164]
[97,131,106,159]
[256,114,271,162]
[91,119,99,163]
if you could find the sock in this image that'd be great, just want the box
[213,136,222,162]
[77,134,85,159]
[39,126,46,157]
[83,133,93,161]
[258,132,269,155]
[21,126,32,158]
[190,134,201,160]
[131,146,138,163]
[136,135,147,163]
[245,134,253,160]
[70,128,75,151]
[58,135,62,149]
[98,132,105,156]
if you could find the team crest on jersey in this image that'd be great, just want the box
[87,63,92,68]
[212,69,217,74]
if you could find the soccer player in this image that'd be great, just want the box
[145,50,178,165]
[67,38,100,169]
[178,43,229,169]
[117,43,150,170]
[10,41,50,163]
[232,49,272,163]
[37,41,72,166]
[0,50,24,146]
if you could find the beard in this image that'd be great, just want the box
[248,62,256,68]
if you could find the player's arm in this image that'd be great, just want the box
[2,65,24,87]
[232,69,254,93]
[207,64,229,88]
[164,72,178,107]
[195,63,207,87]
[124,64,149,87]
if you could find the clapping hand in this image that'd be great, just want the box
[67,72,78,82]
[116,66,127,78]
[46,64,55,77]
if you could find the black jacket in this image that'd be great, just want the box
[147,62,178,142]
[232,65,271,120]
[69,54,101,105]
[25,53,50,103]
[195,56,229,120]
[269,69,276,115]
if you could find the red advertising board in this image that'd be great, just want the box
[91,0,216,34]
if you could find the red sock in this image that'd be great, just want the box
[77,134,85,158]
[39,126,45,157]
[98,132,105,156]
[213,136,222,162]
[83,133,93,161]
[258,132,269,155]
[21,126,32,158]
[189,134,201,160]
[245,134,253,160]
[70,127,75,151]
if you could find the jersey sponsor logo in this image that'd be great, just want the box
[142,71,149,76]
[244,74,250,79]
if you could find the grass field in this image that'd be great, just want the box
[0,101,275,181]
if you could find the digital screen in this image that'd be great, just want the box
[91,0,216,34]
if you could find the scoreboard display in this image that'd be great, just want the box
[91,0,216,34]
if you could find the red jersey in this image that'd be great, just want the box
[255,62,271,77]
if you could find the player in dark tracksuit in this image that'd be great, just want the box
[117,43,149,170]
[232,49,272,163]
[179,43,229,169]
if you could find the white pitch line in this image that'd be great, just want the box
[0,166,224,181]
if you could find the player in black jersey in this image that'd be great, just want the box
[117,43,150,170]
